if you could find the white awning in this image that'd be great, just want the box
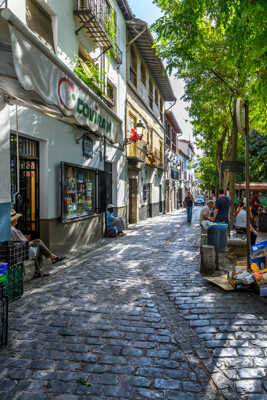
[0,8,123,144]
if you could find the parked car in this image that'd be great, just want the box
[194,195,205,206]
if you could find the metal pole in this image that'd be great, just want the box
[245,100,251,269]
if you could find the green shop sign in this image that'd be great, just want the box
[76,98,112,133]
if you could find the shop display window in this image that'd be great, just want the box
[61,162,96,221]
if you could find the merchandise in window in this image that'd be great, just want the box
[62,163,96,221]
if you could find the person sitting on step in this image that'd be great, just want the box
[106,204,125,236]
[10,209,65,278]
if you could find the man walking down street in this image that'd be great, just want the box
[213,188,231,225]
[183,190,194,223]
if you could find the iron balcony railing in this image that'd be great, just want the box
[74,0,111,50]
[0,0,8,7]
[74,0,122,64]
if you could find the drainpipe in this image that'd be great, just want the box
[13,104,20,207]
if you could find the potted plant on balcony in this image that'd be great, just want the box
[73,57,104,97]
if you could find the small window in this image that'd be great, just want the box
[130,46,137,86]
[141,61,146,86]
[155,89,159,106]
[147,129,153,152]
[106,80,116,111]
[128,113,137,138]
[149,77,153,109]
[159,141,163,161]
[26,0,54,50]
[160,97,163,112]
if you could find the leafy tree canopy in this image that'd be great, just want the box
[152,0,267,188]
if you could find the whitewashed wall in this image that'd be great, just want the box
[7,0,128,210]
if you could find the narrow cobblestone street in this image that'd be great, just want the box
[1,208,267,400]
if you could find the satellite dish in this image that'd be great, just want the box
[236,97,246,135]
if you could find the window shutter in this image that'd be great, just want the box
[26,0,54,49]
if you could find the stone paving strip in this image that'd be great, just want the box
[0,209,267,399]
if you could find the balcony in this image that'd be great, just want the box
[127,141,147,163]
[111,40,122,64]
[146,149,164,169]
[74,0,122,63]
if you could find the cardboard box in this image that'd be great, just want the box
[234,265,247,273]
[237,261,247,267]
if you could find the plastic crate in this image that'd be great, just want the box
[0,262,8,284]
[0,241,29,266]
[6,263,24,303]
[0,283,8,348]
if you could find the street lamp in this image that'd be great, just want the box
[136,120,145,139]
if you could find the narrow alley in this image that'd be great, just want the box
[1,208,267,400]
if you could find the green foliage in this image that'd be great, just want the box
[73,57,104,97]
[195,153,219,190]
[236,130,267,183]
[105,8,117,67]
[152,0,267,187]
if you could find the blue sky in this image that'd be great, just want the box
[127,0,162,25]
[127,0,193,140]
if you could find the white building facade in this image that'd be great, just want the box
[0,0,131,250]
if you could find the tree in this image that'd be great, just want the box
[152,0,267,223]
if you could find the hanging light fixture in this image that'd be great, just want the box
[136,120,145,138]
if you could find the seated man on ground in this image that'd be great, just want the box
[10,209,65,278]
[106,204,125,236]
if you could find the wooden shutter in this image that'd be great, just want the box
[26,0,54,49]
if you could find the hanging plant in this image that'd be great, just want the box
[73,57,105,98]
[105,7,117,65]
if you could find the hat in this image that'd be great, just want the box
[207,199,214,204]
[107,204,115,209]
[11,209,22,222]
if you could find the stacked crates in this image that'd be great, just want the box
[0,241,29,303]
[0,280,8,347]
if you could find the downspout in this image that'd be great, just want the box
[166,99,176,111]
[13,104,20,206]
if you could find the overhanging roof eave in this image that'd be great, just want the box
[127,18,175,102]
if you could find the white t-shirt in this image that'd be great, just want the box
[200,206,211,224]
[235,209,247,228]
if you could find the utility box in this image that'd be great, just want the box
[200,245,216,275]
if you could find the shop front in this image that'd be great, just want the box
[0,9,125,249]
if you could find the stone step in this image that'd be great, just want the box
[23,259,35,282]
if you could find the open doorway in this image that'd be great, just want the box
[10,134,40,239]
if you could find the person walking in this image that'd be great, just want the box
[183,190,194,223]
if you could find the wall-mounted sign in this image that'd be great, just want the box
[221,160,244,173]
[83,137,93,158]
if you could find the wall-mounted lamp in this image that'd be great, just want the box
[136,120,145,138]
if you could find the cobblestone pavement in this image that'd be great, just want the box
[1,208,267,400]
